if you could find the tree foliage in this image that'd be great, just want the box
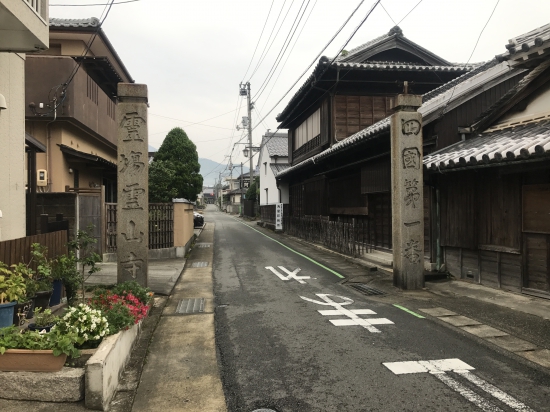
[246,176,259,201]
[149,127,203,202]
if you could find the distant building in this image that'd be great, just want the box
[257,131,288,225]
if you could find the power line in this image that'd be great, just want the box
[64,0,116,89]
[254,0,311,101]
[397,0,424,26]
[249,1,383,162]
[258,0,318,113]
[380,1,397,26]
[440,0,500,116]
[241,0,275,82]
[251,0,369,132]
[248,0,291,81]
[50,0,138,5]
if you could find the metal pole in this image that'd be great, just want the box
[247,82,253,189]
[240,162,243,216]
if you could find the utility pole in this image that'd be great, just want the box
[246,82,253,189]
[240,162,244,216]
[239,82,254,191]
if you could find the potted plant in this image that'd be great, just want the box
[28,307,58,333]
[11,262,36,326]
[0,263,27,328]
[51,252,81,306]
[30,243,54,310]
[0,325,80,372]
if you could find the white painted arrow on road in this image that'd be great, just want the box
[383,359,535,412]
[265,266,310,284]
[300,294,393,333]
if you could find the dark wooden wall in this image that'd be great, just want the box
[426,74,524,151]
[440,166,550,295]
[333,95,394,141]
[439,170,521,249]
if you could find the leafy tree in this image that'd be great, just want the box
[150,127,203,202]
[246,176,259,201]
[149,160,178,202]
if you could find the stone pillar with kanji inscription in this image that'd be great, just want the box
[117,84,149,286]
[390,92,424,290]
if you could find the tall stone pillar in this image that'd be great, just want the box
[117,84,149,286]
[390,92,424,290]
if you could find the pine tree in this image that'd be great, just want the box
[149,127,203,202]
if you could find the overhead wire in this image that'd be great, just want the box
[248,0,291,81]
[250,0,369,132]
[258,0,318,113]
[439,0,500,116]
[31,0,116,117]
[50,0,138,5]
[247,1,382,166]
[241,0,276,82]
[254,0,311,101]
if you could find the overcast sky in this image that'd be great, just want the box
[49,0,550,180]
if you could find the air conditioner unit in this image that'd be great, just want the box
[37,169,47,187]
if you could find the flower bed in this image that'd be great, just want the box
[0,280,153,405]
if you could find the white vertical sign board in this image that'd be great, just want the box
[275,203,283,230]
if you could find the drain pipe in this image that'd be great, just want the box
[436,187,442,271]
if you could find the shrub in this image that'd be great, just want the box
[110,281,152,305]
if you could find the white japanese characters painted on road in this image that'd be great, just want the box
[383,359,535,412]
[265,266,311,284]
[300,294,393,333]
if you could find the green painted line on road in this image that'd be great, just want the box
[232,218,345,279]
[393,304,425,318]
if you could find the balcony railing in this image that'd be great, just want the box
[23,0,47,21]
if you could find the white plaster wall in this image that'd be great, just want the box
[0,52,27,241]
[279,181,289,204]
[498,82,550,124]
[259,145,287,205]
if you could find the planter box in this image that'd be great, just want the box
[85,320,143,410]
[0,349,67,372]
[0,322,142,405]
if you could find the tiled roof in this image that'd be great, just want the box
[333,61,473,72]
[263,135,288,157]
[424,116,550,171]
[277,60,518,179]
[50,17,100,28]
[336,26,450,66]
[471,59,550,130]
[422,60,498,102]
[270,164,289,176]
[276,27,470,125]
[335,28,397,62]
[278,118,391,178]
[497,22,550,61]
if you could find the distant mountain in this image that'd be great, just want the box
[199,158,249,187]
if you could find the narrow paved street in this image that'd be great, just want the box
[209,206,550,412]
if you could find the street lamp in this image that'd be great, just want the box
[242,146,260,158]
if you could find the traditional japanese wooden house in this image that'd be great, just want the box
[424,23,550,297]
[276,23,548,298]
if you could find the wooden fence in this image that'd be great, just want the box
[0,230,68,268]
[105,203,174,252]
[285,216,373,258]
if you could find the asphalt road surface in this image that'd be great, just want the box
[210,206,550,412]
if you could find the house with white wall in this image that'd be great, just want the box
[258,131,289,223]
